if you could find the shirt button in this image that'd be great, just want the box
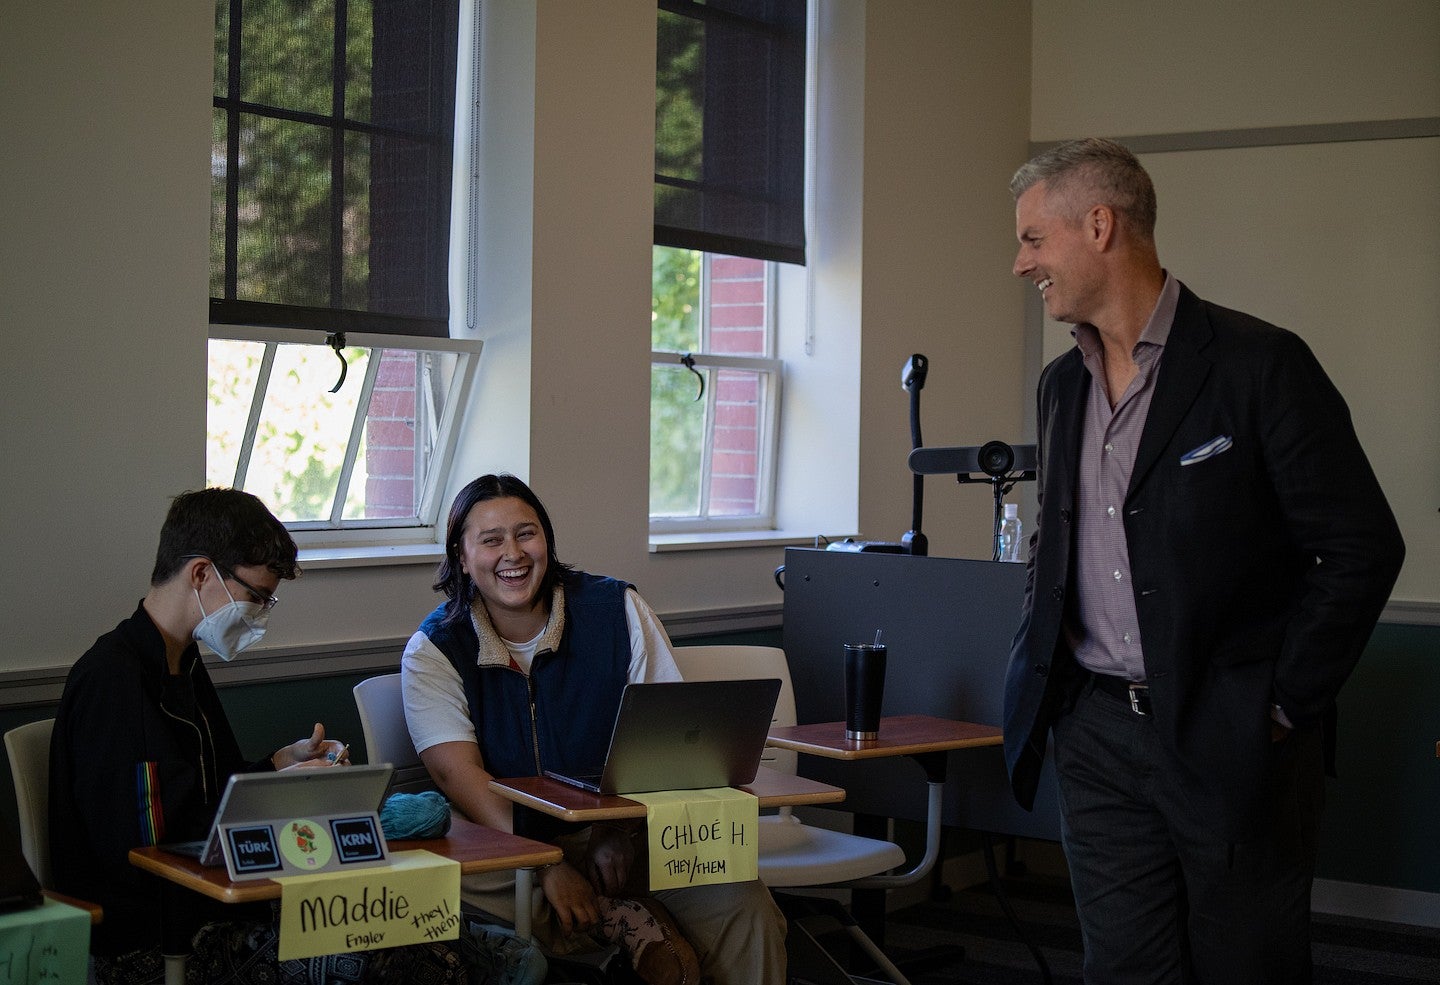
[1113,570,1123,581]
[1123,633,1132,644]
[1106,505,1116,517]
[1104,443,1114,453]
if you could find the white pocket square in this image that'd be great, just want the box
[1180,435,1232,466]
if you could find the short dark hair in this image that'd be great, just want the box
[150,488,300,585]
[433,474,573,624]
[1010,137,1158,241]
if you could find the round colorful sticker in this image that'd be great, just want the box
[279,818,333,870]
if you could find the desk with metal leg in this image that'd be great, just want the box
[130,817,561,985]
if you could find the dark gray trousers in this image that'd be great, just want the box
[1052,678,1324,985]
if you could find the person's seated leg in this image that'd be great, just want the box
[93,947,165,985]
[652,880,786,985]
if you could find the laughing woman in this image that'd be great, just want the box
[401,474,786,985]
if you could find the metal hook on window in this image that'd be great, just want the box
[325,332,347,393]
[680,353,704,402]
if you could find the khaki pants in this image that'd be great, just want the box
[463,826,786,985]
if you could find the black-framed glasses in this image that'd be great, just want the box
[184,555,280,611]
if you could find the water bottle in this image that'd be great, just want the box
[998,502,1023,562]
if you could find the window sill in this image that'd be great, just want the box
[647,529,844,554]
[298,543,446,570]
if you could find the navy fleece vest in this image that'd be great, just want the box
[418,572,631,783]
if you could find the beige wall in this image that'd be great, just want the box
[859,1,1032,561]
[11,1,1426,675]
[0,1,1034,673]
[1029,0,1440,605]
[1031,0,1440,137]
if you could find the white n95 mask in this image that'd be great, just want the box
[193,581,269,661]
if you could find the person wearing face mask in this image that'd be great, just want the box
[49,489,479,985]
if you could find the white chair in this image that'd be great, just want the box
[352,673,434,793]
[4,718,55,889]
[670,645,915,984]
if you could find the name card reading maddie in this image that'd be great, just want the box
[628,788,758,891]
[276,850,461,961]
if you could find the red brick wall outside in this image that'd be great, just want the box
[707,257,766,515]
[364,350,419,518]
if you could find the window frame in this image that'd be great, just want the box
[649,252,783,534]
[209,324,481,546]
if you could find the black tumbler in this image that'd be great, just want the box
[844,643,887,740]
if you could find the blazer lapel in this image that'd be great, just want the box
[1044,351,1089,496]
[1128,286,1215,496]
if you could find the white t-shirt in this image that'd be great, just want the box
[402,587,682,756]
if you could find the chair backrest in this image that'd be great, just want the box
[4,718,54,888]
[352,674,433,793]
[669,646,798,776]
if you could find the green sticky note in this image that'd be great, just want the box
[0,898,91,984]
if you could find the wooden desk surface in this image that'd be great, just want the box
[40,890,102,924]
[128,817,561,905]
[767,714,1002,760]
[489,765,846,823]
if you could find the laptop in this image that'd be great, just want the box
[163,763,393,874]
[543,679,782,795]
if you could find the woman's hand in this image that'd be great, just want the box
[540,862,600,936]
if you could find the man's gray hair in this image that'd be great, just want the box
[1010,138,1157,241]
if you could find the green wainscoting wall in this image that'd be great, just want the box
[4,623,1436,898]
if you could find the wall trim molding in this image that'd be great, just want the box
[1313,877,1440,929]
[1033,117,1440,155]
[0,604,786,709]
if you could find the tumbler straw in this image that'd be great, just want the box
[874,629,883,647]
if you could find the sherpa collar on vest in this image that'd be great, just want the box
[467,583,568,667]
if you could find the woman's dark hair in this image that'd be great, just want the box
[151,488,300,585]
[433,474,572,623]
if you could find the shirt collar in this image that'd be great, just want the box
[1071,271,1180,359]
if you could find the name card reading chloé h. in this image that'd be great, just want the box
[628,788,758,891]
[276,850,460,961]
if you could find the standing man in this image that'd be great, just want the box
[1003,138,1404,984]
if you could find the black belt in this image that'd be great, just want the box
[1089,671,1152,716]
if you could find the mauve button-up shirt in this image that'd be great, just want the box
[1064,274,1180,682]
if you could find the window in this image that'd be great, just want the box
[207,328,478,538]
[652,0,806,530]
[209,0,474,540]
[211,0,460,336]
[651,249,781,529]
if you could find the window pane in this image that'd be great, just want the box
[211,108,228,300]
[652,246,701,352]
[235,114,333,307]
[650,363,705,516]
[249,343,370,522]
[709,368,765,516]
[707,255,768,356]
[214,0,229,97]
[206,338,266,488]
[239,0,334,114]
[345,349,419,520]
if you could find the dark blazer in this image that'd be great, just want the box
[1003,284,1404,840]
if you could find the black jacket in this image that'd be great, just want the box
[1003,285,1404,840]
[50,603,273,955]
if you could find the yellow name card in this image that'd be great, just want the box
[276,849,461,960]
[628,788,758,891]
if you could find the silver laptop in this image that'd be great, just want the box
[163,763,393,870]
[544,679,782,795]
